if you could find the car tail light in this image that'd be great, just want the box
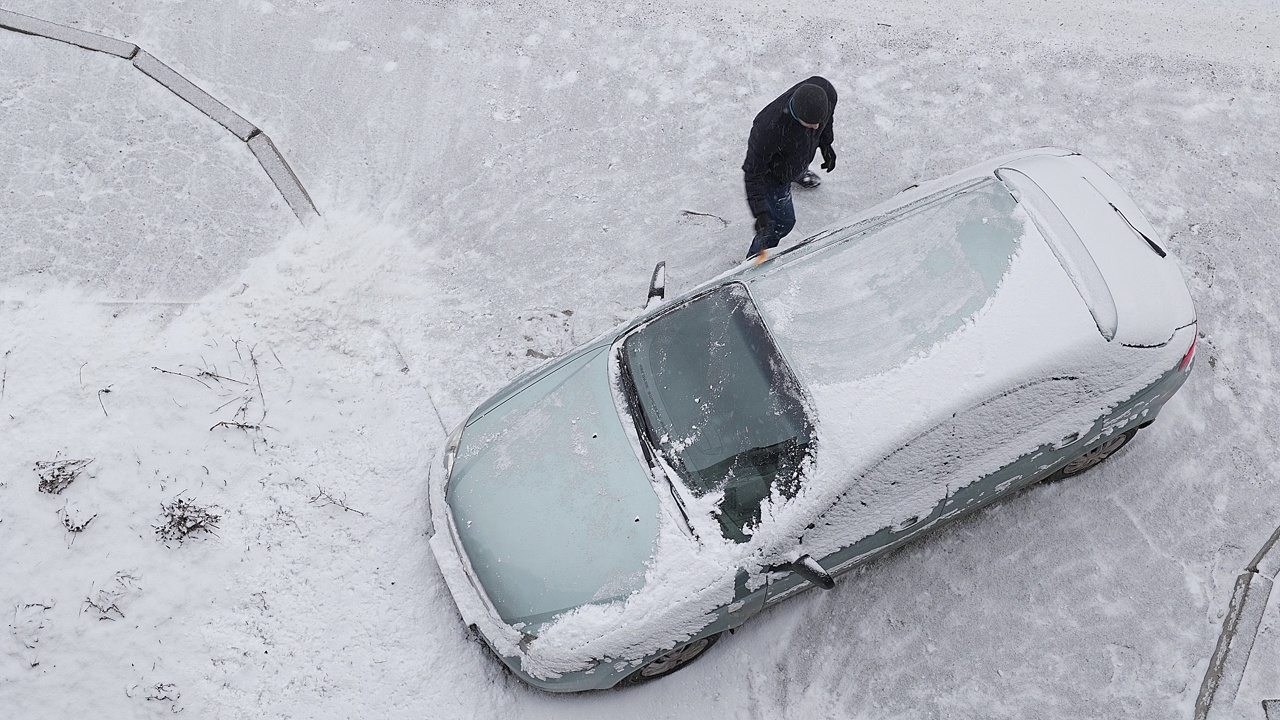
[1178,326,1197,371]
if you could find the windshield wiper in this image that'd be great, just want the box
[617,355,656,466]
[617,351,694,532]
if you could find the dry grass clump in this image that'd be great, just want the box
[34,457,93,494]
[154,497,221,543]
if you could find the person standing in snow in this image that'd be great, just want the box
[742,76,838,261]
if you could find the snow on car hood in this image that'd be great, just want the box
[447,345,660,630]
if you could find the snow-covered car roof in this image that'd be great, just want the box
[749,177,1045,388]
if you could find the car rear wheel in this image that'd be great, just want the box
[623,633,720,685]
[1047,429,1137,481]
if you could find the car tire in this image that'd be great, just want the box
[621,633,721,685]
[1046,429,1137,482]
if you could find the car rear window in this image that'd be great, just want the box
[749,179,1022,385]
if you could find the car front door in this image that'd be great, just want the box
[764,420,959,606]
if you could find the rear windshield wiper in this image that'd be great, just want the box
[1110,202,1167,258]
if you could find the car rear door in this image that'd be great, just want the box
[766,376,1094,605]
[937,377,1091,522]
[764,426,956,605]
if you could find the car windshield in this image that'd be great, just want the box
[620,283,813,542]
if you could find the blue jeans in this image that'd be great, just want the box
[747,183,796,257]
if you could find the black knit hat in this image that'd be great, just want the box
[790,83,828,125]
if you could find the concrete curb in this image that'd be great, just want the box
[249,133,318,221]
[0,8,136,58]
[1196,525,1280,720]
[133,50,257,141]
[0,7,318,222]
[1248,524,1280,580]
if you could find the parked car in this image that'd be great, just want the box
[427,148,1197,691]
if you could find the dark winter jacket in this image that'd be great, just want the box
[742,76,838,216]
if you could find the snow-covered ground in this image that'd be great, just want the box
[2,0,1278,717]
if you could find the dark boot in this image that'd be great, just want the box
[795,170,821,189]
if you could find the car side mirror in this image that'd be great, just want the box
[770,554,836,590]
[645,261,666,310]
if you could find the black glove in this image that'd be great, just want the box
[754,212,772,234]
[820,145,837,173]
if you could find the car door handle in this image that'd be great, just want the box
[895,515,920,531]
[1053,432,1080,450]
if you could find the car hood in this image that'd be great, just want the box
[446,345,660,629]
